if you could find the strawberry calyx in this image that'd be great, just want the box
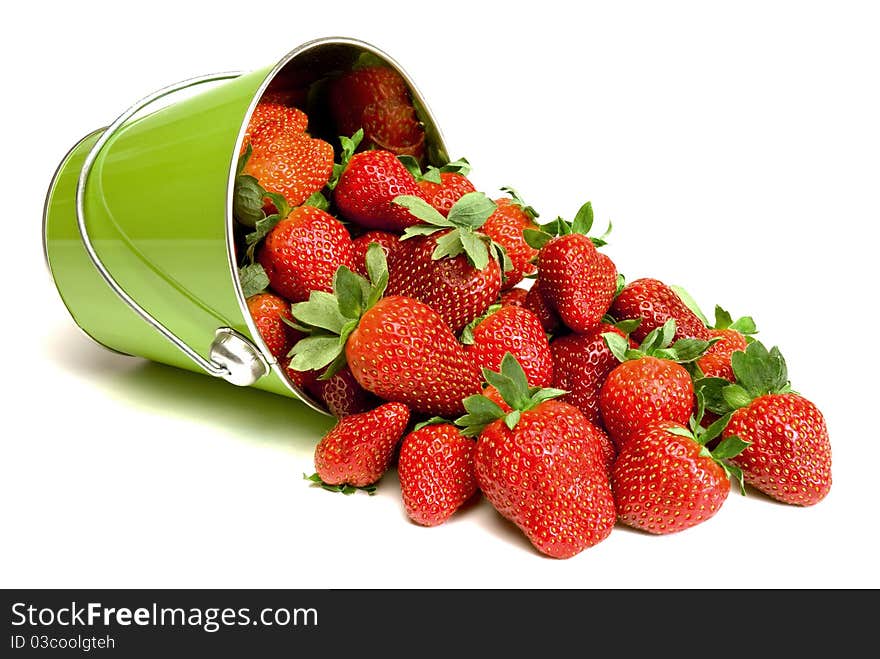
[455,353,567,436]
[710,304,758,335]
[602,318,715,364]
[287,243,388,378]
[695,340,792,416]
[459,304,502,345]
[393,192,512,273]
[303,472,377,496]
[326,129,365,191]
[523,200,612,250]
[498,186,539,220]
[600,314,642,336]
[663,391,751,493]
[238,263,270,298]
[234,144,294,260]
[397,155,471,183]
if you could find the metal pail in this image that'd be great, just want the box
[43,37,449,414]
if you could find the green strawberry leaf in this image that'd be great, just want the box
[722,384,753,411]
[233,174,267,228]
[614,318,642,335]
[658,318,677,349]
[446,192,497,230]
[529,388,568,405]
[401,225,447,240]
[291,292,349,333]
[602,332,631,363]
[396,154,423,178]
[440,157,471,176]
[714,305,734,330]
[393,195,453,227]
[504,410,521,431]
[702,411,733,445]
[571,201,594,235]
[723,462,747,496]
[431,231,465,260]
[490,242,514,274]
[670,285,710,327]
[319,346,350,380]
[413,416,452,431]
[523,228,554,250]
[239,263,269,298]
[694,377,733,415]
[500,352,530,393]
[421,166,443,184]
[665,426,695,439]
[303,472,377,496]
[456,394,508,436]
[670,338,713,363]
[591,219,613,247]
[614,273,626,297]
[459,229,490,270]
[289,335,344,372]
[327,129,364,191]
[365,242,387,287]
[711,435,750,461]
[729,316,758,335]
[334,267,366,320]
[303,191,329,211]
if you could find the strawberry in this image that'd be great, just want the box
[242,136,334,209]
[351,230,401,279]
[696,305,757,380]
[312,402,410,487]
[328,65,410,139]
[499,287,528,308]
[611,278,710,343]
[458,354,616,559]
[332,148,425,232]
[303,365,380,418]
[599,319,712,449]
[288,245,482,417]
[246,291,301,360]
[550,321,635,428]
[398,421,478,526]
[698,342,832,506]
[463,305,553,387]
[522,279,561,333]
[401,158,476,217]
[347,296,482,416]
[361,98,425,160]
[242,102,308,153]
[257,206,355,302]
[386,192,505,332]
[612,414,749,534]
[482,188,540,289]
[531,202,617,333]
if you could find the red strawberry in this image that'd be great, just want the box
[362,98,425,160]
[463,306,553,387]
[304,365,380,419]
[398,423,477,526]
[258,206,355,302]
[702,341,832,506]
[696,305,757,380]
[611,278,710,343]
[613,420,747,534]
[333,150,424,231]
[242,102,308,152]
[551,323,628,427]
[347,296,482,416]
[460,355,616,559]
[599,320,711,449]
[243,136,334,208]
[482,189,540,289]
[417,171,476,217]
[385,192,504,333]
[523,279,561,333]
[351,230,401,279]
[387,232,501,333]
[246,292,301,360]
[328,66,410,138]
[313,402,410,487]
[288,245,483,418]
[539,236,617,333]
[500,287,528,308]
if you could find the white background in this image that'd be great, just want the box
[2,0,878,588]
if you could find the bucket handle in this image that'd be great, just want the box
[76,72,270,387]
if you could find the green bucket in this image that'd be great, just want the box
[43,37,449,415]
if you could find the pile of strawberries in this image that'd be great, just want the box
[234,60,832,559]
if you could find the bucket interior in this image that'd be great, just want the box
[227,38,449,413]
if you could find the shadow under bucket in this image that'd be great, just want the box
[43,37,450,415]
